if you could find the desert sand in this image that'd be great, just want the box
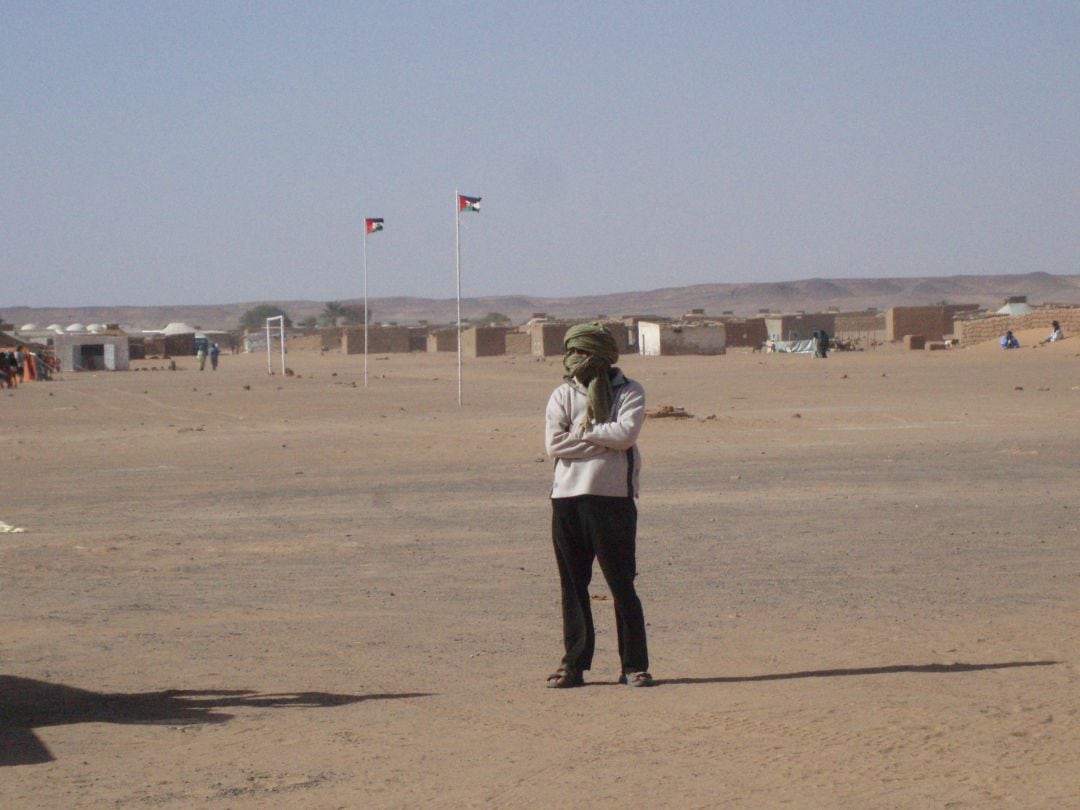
[2,337,1077,808]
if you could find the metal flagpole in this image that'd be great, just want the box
[363,225,369,388]
[455,188,462,405]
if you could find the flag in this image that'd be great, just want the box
[458,194,481,212]
[365,218,384,234]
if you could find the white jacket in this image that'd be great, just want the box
[545,369,644,499]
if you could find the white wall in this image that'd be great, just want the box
[637,322,726,355]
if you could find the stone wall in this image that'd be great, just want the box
[955,307,1080,346]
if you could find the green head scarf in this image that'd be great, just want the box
[563,322,619,424]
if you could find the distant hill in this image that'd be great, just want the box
[6,272,1079,332]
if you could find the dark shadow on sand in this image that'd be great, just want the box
[0,675,432,767]
[655,660,1060,687]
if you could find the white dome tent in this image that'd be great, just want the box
[161,322,197,335]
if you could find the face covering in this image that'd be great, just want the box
[562,323,619,423]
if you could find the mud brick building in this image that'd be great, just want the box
[886,305,980,342]
[722,317,768,348]
[462,326,509,357]
[505,331,531,355]
[342,326,411,354]
[426,329,456,352]
[530,322,570,357]
[765,313,836,342]
[955,306,1080,346]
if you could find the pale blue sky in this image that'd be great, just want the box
[2,1,1077,307]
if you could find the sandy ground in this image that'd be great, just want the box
[1,337,1077,808]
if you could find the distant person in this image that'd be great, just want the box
[197,342,207,371]
[544,322,652,688]
[210,342,220,370]
[817,329,829,359]
[1001,330,1020,349]
[0,353,13,388]
[14,347,27,382]
[1039,321,1064,345]
[5,352,18,388]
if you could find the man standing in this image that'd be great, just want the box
[544,323,652,688]
[817,329,829,358]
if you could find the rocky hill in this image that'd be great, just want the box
[6,272,1079,332]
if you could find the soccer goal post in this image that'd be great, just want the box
[265,316,286,375]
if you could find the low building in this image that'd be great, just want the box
[505,331,532,355]
[342,326,411,354]
[765,313,836,342]
[885,305,979,342]
[51,333,130,371]
[407,327,428,352]
[462,326,508,357]
[426,329,456,352]
[637,321,726,356]
[721,317,768,348]
[530,322,570,357]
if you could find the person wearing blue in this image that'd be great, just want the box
[1001,331,1020,349]
[210,342,220,370]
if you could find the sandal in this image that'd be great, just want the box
[546,666,584,689]
[620,671,654,687]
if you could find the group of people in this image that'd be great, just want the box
[1,348,30,388]
[196,342,221,371]
[1001,321,1066,349]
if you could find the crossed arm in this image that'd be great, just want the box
[545,385,645,459]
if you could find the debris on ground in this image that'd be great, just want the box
[645,405,693,419]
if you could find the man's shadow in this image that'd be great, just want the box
[0,675,432,767]
[654,660,1060,686]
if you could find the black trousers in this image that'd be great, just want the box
[551,495,649,674]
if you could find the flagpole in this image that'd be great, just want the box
[455,188,462,405]
[363,225,369,388]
